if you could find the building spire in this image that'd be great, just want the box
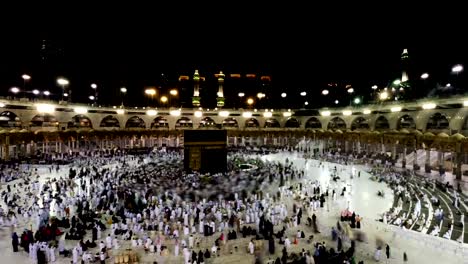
[216,71,225,107]
[192,70,201,107]
[401,49,409,83]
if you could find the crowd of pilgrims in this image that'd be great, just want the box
[0,147,371,264]
[372,165,463,242]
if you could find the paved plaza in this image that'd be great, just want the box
[1,151,467,263]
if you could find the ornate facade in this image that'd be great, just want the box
[0,97,468,178]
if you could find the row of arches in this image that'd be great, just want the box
[0,112,302,129]
[144,116,301,129]
[100,116,300,129]
[307,113,451,131]
[0,111,459,131]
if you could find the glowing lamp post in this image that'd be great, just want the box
[452,64,463,74]
[32,89,40,101]
[120,87,127,107]
[145,88,156,96]
[160,95,168,104]
[145,88,157,107]
[169,89,178,107]
[379,91,389,101]
[22,74,31,98]
[57,78,69,102]
[247,97,254,108]
[238,92,245,108]
[91,83,98,106]
[10,87,20,99]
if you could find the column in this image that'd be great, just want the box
[4,135,9,161]
[455,151,462,180]
[26,143,31,156]
[425,149,431,173]
[437,151,444,175]
[413,149,419,170]
[31,141,36,155]
[402,147,407,168]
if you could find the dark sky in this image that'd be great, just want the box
[1,6,466,109]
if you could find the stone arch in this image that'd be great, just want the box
[125,116,146,128]
[68,114,93,129]
[374,116,390,130]
[175,117,193,128]
[426,112,449,130]
[100,115,120,128]
[351,116,370,130]
[284,118,300,128]
[30,114,59,127]
[0,111,21,128]
[151,116,169,128]
[199,117,217,128]
[264,118,280,128]
[245,118,259,128]
[396,114,416,130]
[305,117,322,129]
[327,117,346,130]
[222,118,238,128]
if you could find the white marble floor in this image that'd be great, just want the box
[0,152,467,264]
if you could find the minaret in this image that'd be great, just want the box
[398,49,410,100]
[401,49,409,81]
[216,71,225,107]
[401,49,409,85]
[192,70,201,107]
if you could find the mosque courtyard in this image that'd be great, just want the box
[0,150,467,264]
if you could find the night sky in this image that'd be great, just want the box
[1,7,466,109]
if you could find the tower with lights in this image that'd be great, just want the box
[192,70,201,107]
[216,71,225,107]
[399,49,410,99]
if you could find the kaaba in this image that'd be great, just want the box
[184,130,227,173]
